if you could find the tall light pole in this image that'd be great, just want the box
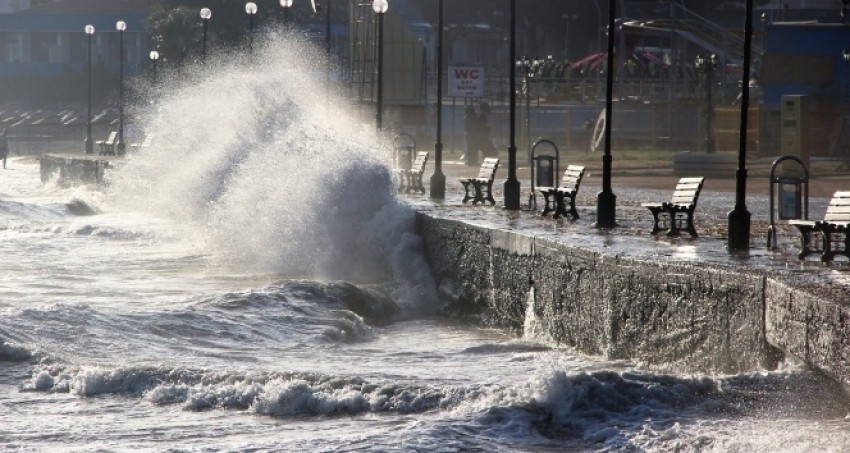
[503,0,520,210]
[429,0,446,199]
[246,2,258,52]
[84,24,95,154]
[595,0,617,228]
[149,50,159,85]
[200,7,211,62]
[326,0,332,60]
[727,0,755,251]
[373,0,388,130]
[116,20,126,156]
[280,0,293,24]
[695,53,717,153]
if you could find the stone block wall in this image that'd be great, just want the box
[417,212,782,374]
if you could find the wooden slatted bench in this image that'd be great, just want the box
[459,157,499,205]
[404,151,429,194]
[538,165,586,219]
[97,131,119,156]
[642,177,705,237]
[789,191,850,262]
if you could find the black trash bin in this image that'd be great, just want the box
[534,155,556,188]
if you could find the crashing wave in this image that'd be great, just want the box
[23,365,463,417]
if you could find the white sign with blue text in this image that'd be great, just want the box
[448,65,484,98]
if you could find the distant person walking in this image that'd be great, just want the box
[463,105,480,166]
[0,128,8,169]
[478,102,497,158]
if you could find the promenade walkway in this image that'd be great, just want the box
[406,159,850,301]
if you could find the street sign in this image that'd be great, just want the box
[448,65,484,98]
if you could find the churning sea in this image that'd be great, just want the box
[2,32,850,452]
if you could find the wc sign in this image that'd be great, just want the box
[448,65,484,98]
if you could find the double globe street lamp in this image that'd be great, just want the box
[246,2,258,52]
[695,53,718,154]
[149,50,160,85]
[280,0,293,23]
[116,20,126,155]
[429,0,446,199]
[200,7,211,62]
[84,24,95,154]
[516,56,542,160]
[503,0,520,210]
[372,0,388,130]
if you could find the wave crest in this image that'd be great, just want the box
[24,365,457,417]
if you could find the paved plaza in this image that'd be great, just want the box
[406,158,850,300]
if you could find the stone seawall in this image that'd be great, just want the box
[40,154,112,185]
[417,213,784,375]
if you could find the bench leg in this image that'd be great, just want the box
[483,182,495,205]
[461,181,472,204]
[553,193,567,219]
[683,210,698,238]
[666,209,681,237]
[822,228,836,263]
[471,181,484,205]
[540,191,555,216]
[553,193,579,220]
[794,227,816,260]
[647,207,665,235]
[842,230,850,262]
[565,194,579,220]
[415,174,426,194]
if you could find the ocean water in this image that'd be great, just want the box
[3,34,850,452]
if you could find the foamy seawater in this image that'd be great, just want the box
[2,32,850,452]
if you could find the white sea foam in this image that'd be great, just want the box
[25,364,455,417]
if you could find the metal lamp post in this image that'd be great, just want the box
[246,2,258,52]
[84,24,95,154]
[200,7,211,62]
[116,20,126,156]
[325,0,332,60]
[727,0,755,251]
[761,11,768,49]
[503,0,520,210]
[280,0,293,23]
[695,53,717,154]
[373,0,387,130]
[149,50,159,85]
[429,0,446,199]
[595,0,617,228]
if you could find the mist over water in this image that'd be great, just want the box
[110,31,436,310]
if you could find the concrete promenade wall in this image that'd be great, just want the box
[417,213,787,375]
[40,154,110,185]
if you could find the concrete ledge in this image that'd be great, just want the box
[417,212,794,375]
[766,280,850,382]
[40,154,113,185]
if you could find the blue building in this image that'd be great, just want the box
[761,22,850,109]
[758,21,850,156]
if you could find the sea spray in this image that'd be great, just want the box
[108,30,436,311]
[523,286,554,344]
